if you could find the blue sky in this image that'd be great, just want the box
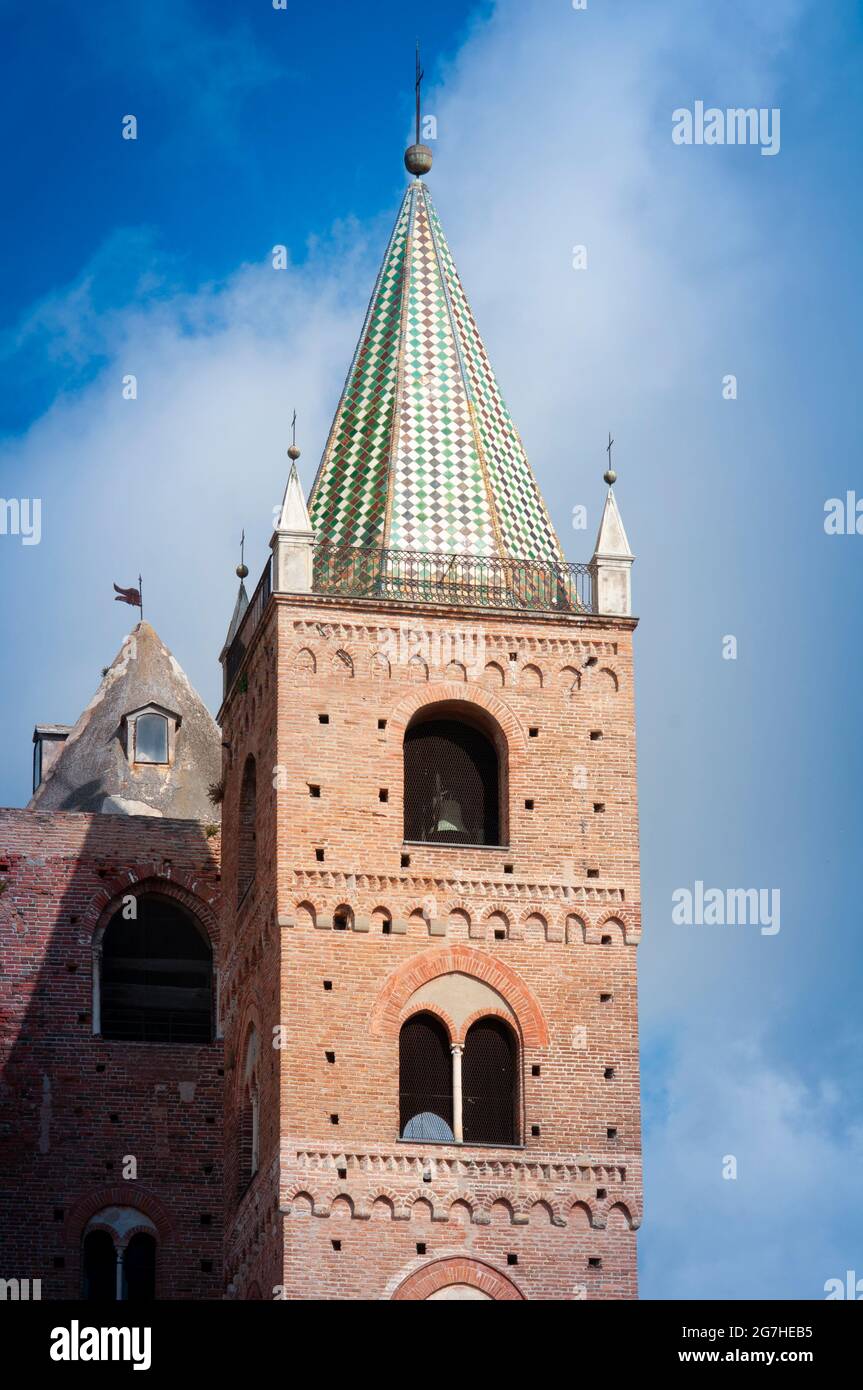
[1,0,862,1299]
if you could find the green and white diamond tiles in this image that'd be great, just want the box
[309,179,564,566]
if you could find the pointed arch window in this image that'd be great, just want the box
[398,1009,520,1146]
[82,1210,157,1301]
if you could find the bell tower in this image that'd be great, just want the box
[218,134,642,1301]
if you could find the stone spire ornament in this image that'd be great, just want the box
[591,438,634,617]
[404,42,433,177]
[271,421,314,593]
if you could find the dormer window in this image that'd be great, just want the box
[123,704,179,767]
[135,713,169,763]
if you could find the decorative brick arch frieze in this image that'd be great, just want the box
[391,1255,526,1301]
[370,945,550,1047]
[66,1186,174,1247]
[593,908,641,946]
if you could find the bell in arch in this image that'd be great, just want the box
[435,797,466,834]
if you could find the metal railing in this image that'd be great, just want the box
[223,545,592,700]
[313,543,593,614]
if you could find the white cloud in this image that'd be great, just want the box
[642,1027,863,1299]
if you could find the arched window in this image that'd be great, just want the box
[238,1026,260,1195]
[82,1209,157,1301]
[134,713,168,764]
[462,1017,518,1146]
[399,1013,454,1141]
[100,894,213,1043]
[238,755,257,902]
[82,1229,116,1301]
[404,709,502,846]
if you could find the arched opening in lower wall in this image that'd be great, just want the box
[392,1256,525,1301]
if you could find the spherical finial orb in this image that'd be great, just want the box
[405,143,433,176]
[236,562,249,579]
[604,469,617,487]
[287,444,301,461]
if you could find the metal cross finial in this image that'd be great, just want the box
[415,41,424,147]
[604,432,617,486]
[237,530,248,580]
[291,410,297,448]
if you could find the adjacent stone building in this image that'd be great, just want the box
[0,140,642,1301]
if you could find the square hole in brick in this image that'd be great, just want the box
[525,799,534,810]
[529,727,539,738]
[593,803,605,813]
[53,1256,65,1269]
[333,913,348,931]
[202,1163,214,1175]
[494,929,506,941]
[200,1214,212,1227]
[589,1257,602,1269]
[330,1114,339,1125]
[332,1240,342,1252]
[323,980,333,991]
[590,730,603,741]
[587,868,599,879]
[503,864,514,875]
[77,1012,88,1024]
[416,1242,427,1255]
[600,992,613,1003]
[601,935,612,946]
[531,1124,540,1137]
[338,1168,347,1180]
[531,1065,541,1077]
[105,1161,114,1170]
[315,848,325,862]
[401,853,410,868]
[596,1188,607,1199]
[607,1127,618,1140]
[325,1050,335,1064]
[309,785,321,798]
[318,713,330,724]
[379,788,388,802]
[378,718,387,730]
[201,1260,213,1273]
[382,920,392,935]
[95,1064,105,1074]
[604,1066,616,1080]
[110,1113,119,1124]
[507,1254,518,1267]
[53,1208,64,1222]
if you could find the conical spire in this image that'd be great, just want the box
[276,461,313,533]
[309,180,564,565]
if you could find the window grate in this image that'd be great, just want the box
[399,1013,453,1140]
[462,1017,518,1146]
[404,719,499,846]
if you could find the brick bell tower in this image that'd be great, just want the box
[218,133,642,1302]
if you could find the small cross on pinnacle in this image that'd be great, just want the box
[604,432,617,487]
[415,41,424,147]
[237,529,248,580]
[288,409,301,462]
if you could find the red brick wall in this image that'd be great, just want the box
[0,811,224,1299]
[220,594,642,1300]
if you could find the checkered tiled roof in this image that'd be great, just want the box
[309,180,564,564]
